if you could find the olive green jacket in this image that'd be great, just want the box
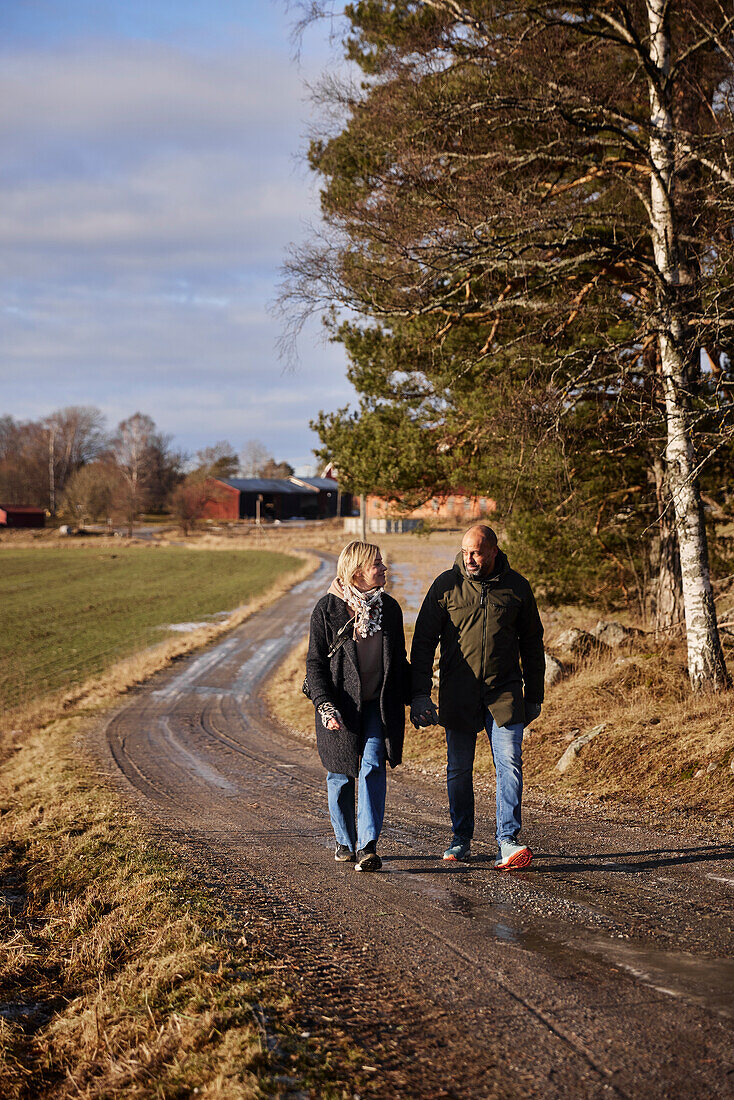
[410,549,545,732]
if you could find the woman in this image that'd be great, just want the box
[306,541,410,872]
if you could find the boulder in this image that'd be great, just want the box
[552,627,606,658]
[544,653,565,687]
[591,620,640,648]
[555,723,607,773]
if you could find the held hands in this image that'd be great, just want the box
[410,694,439,729]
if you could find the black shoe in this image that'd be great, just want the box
[355,846,382,872]
[335,844,355,863]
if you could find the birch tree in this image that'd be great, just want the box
[284,0,734,689]
[109,413,180,534]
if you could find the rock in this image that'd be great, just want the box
[544,653,565,687]
[591,620,640,648]
[552,627,608,658]
[555,723,607,773]
[706,762,717,774]
[694,768,705,778]
[730,757,734,774]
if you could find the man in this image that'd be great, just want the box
[410,525,544,869]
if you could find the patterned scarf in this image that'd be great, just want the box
[342,582,383,639]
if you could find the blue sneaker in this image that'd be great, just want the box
[443,838,471,861]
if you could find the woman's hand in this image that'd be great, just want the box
[317,702,344,732]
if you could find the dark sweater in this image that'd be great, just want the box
[306,592,411,776]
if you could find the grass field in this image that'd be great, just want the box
[0,547,297,712]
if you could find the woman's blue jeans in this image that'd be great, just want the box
[326,699,386,852]
[445,711,524,845]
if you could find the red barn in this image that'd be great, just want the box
[0,505,46,528]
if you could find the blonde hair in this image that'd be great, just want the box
[337,540,381,588]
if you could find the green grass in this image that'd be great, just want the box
[0,547,297,711]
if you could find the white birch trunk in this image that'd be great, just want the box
[646,0,728,688]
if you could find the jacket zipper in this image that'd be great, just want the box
[480,582,488,687]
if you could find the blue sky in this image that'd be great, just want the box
[1,0,353,470]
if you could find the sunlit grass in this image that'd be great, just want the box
[0,547,295,710]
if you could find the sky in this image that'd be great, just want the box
[1,0,354,471]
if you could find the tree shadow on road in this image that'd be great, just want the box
[381,845,734,874]
[513,844,734,874]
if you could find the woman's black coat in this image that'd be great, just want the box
[306,592,411,777]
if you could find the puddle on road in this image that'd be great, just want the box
[162,621,213,632]
[391,869,734,1019]
[586,938,734,1019]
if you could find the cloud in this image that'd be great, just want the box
[0,35,354,462]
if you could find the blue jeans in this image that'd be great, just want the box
[445,712,524,845]
[326,699,387,852]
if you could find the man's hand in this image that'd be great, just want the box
[410,695,439,729]
[524,701,542,726]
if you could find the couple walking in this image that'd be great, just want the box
[306,526,545,872]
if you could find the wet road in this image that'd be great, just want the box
[99,554,734,1098]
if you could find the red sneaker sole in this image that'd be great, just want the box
[495,847,533,871]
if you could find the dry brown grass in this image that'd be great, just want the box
[1,712,347,1098]
[523,640,734,818]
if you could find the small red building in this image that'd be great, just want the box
[0,505,46,528]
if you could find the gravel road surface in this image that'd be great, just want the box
[98,554,734,1098]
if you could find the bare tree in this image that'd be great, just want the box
[45,406,107,507]
[168,475,228,536]
[109,413,159,536]
[0,416,48,507]
[239,439,272,477]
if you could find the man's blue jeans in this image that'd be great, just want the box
[445,711,524,845]
[326,699,386,852]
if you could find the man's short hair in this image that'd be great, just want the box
[337,540,381,587]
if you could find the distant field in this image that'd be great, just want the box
[1,546,297,712]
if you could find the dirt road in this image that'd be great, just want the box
[98,554,734,1098]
